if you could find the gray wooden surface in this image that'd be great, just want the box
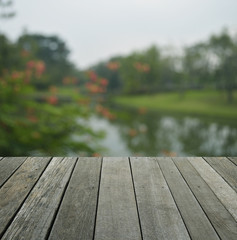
[174,157,237,240]
[94,157,142,240]
[204,157,237,191]
[130,157,190,240]
[0,157,51,237]
[228,157,237,166]
[0,157,236,240]
[49,157,102,240]
[0,157,26,187]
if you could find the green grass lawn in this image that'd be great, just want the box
[114,90,237,120]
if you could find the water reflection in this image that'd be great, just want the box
[89,109,237,156]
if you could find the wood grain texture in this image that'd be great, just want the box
[130,157,190,240]
[188,157,237,221]
[157,157,219,240]
[0,157,51,237]
[0,157,27,187]
[228,157,237,166]
[174,157,237,240]
[204,157,237,191]
[94,157,142,240]
[2,157,77,240]
[49,157,102,240]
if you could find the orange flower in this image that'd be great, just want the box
[11,71,22,79]
[35,61,46,77]
[100,78,108,86]
[86,83,104,94]
[134,62,142,71]
[134,62,150,72]
[47,96,58,105]
[128,128,137,137]
[106,61,120,70]
[49,86,58,93]
[27,61,35,69]
[92,153,101,157]
[138,107,147,114]
[88,70,97,81]
[143,64,150,72]
[162,150,177,157]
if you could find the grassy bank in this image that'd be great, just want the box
[114,90,237,120]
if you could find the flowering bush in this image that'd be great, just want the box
[0,61,102,156]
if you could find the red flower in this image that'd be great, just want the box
[35,61,46,77]
[11,71,22,79]
[47,96,58,105]
[134,62,142,71]
[88,71,97,82]
[100,78,108,86]
[27,61,35,69]
[106,61,120,70]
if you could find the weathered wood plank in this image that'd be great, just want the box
[0,157,27,187]
[130,157,190,240]
[228,157,237,166]
[48,157,102,240]
[188,157,237,221]
[174,157,237,240]
[0,157,51,237]
[2,157,77,240]
[94,157,142,240]
[157,157,219,240]
[204,157,237,191]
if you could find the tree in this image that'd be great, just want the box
[17,34,76,88]
[209,30,237,103]
[0,34,21,74]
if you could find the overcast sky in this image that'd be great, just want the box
[1,0,237,68]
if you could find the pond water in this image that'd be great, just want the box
[88,107,237,156]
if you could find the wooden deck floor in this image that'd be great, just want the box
[0,157,236,240]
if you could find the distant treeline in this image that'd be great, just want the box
[1,29,237,103]
[0,33,84,89]
[92,29,237,103]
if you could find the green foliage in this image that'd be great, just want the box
[0,33,105,156]
[0,65,103,156]
[16,33,80,88]
[91,29,237,103]
[0,34,21,73]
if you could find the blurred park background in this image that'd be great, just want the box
[0,0,237,156]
